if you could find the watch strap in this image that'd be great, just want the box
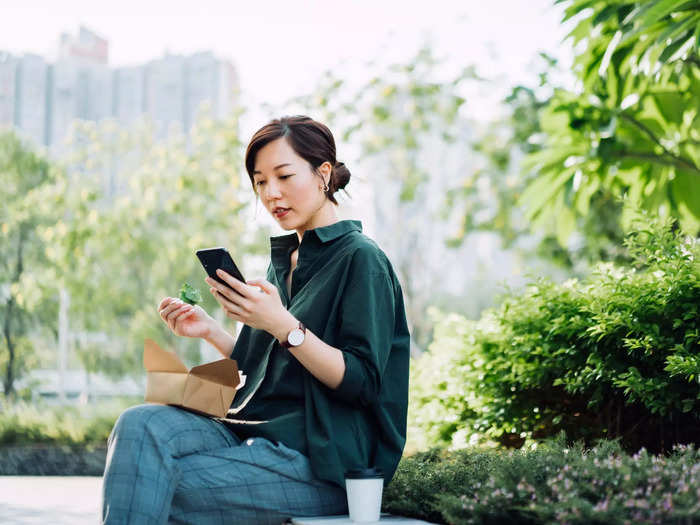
[280,321,306,348]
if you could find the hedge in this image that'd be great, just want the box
[383,438,700,524]
[409,215,700,452]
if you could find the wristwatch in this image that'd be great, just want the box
[280,321,306,349]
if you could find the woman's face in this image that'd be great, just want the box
[252,137,332,232]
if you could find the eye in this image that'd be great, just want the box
[255,180,266,186]
[279,174,294,180]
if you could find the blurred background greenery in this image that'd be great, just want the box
[1,0,699,465]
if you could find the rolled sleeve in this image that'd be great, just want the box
[334,351,367,400]
[331,248,397,406]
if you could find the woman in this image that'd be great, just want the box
[102,115,410,524]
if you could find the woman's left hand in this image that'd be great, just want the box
[206,270,295,339]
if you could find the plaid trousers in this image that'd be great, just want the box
[101,404,347,525]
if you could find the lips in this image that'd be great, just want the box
[273,207,290,218]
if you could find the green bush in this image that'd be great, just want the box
[410,215,700,452]
[385,438,700,524]
[0,398,138,446]
[0,444,107,475]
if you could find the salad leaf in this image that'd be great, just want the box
[179,282,202,305]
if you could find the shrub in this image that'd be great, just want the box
[385,438,700,524]
[383,447,498,523]
[0,398,138,447]
[0,444,107,475]
[410,215,700,452]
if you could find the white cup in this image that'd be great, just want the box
[345,468,384,523]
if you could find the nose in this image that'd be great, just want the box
[262,179,282,201]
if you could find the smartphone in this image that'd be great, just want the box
[196,247,246,290]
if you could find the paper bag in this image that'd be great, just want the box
[143,339,246,418]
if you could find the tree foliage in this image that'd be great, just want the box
[0,133,57,396]
[523,0,700,243]
[42,115,260,377]
[446,53,633,271]
[2,113,264,385]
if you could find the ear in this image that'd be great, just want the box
[318,161,332,184]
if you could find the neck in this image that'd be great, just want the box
[296,202,339,243]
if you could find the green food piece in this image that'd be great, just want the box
[179,282,202,305]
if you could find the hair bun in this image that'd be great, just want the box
[331,161,351,193]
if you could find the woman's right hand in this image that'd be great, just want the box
[157,297,216,339]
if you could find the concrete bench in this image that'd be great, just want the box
[290,514,435,524]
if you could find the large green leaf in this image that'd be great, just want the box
[634,0,684,31]
[652,90,686,125]
[671,169,700,221]
[520,168,576,221]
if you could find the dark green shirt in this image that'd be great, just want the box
[220,220,410,488]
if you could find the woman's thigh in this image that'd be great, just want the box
[169,437,348,525]
[107,403,240,458]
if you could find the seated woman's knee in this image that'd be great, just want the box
[111,404,169,440]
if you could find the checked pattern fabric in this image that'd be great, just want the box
[101,404,347,524]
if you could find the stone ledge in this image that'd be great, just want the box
[290,513,435,524]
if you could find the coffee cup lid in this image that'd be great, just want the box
[345,468,384,479]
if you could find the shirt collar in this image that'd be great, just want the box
[269,220,363,269]
[270,220,362,249]
[314,220,363,243]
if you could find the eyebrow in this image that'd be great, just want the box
[253,163,291,175]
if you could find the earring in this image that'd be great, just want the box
[323,183,329,193]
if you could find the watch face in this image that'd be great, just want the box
[288,328,305,346]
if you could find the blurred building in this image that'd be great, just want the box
[15,54,49,146]
[113,66,145,125]
[0,25,239,154]
[185,51,237,131]
[144,53,187,139]
[0,52,17,127]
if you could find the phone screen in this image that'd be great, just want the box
[196,247,246,290]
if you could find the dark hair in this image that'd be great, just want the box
[244,115,351,205]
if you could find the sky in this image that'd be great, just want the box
[0,0,576,251]
[1,0,573,117]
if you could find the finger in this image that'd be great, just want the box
[172,307,194,330]
[211,287,249,314]
[166,303,192,324]
[223,303,246,323]
[158,297,177,310]
[173,306,195,323]
[161,298,187,314]
[205,277,240,302]
[246,279,275,295]
[223,301,245,318]
[215,270,253,297]
[159,301,183,319]
[207,282,234,307]
[163,303,185,329]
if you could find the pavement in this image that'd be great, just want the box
[0,477,434,524]
[0,476,101,524]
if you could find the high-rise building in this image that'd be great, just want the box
[184,51,238,131]
[114,66,145,125]
[0,52,17,128]
[16,54,49,147]
[58,26,109,65]
[47,27,112,153]
[144,53,186,140]
[1,26,239,155]
[47,57,78,149]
